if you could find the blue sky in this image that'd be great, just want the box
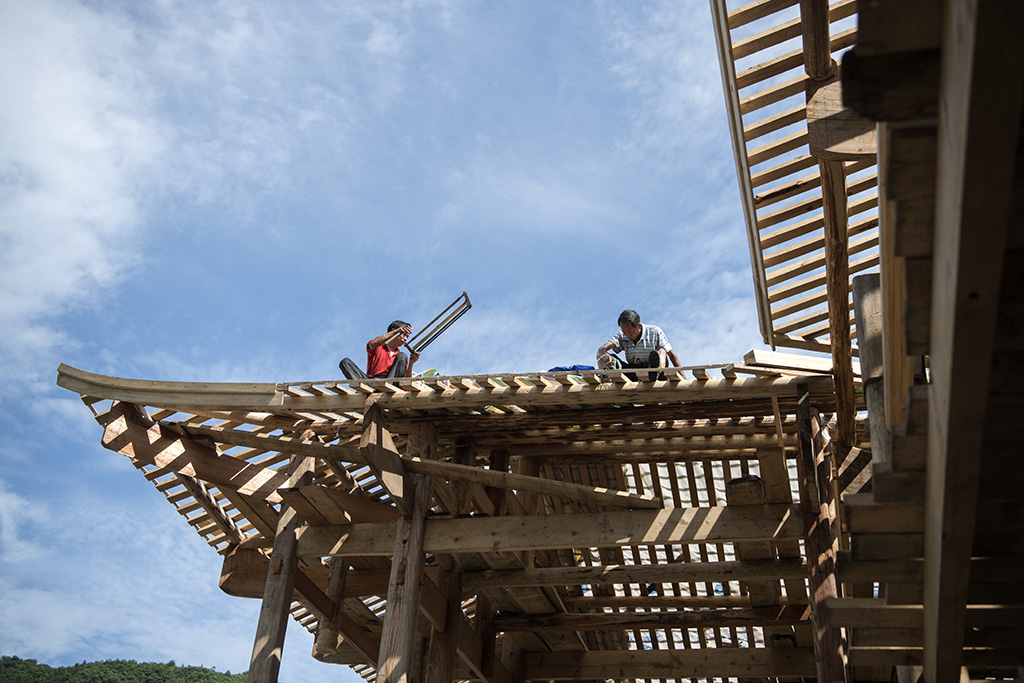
[0,1,763,681]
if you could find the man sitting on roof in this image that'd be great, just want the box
[596,309,681,380]
[339,320,420,380]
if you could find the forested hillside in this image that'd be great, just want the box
[0,656,247,683]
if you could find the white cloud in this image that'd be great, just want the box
[598,0,726,170]
[0,0,155,381]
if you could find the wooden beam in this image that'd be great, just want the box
[523,648,817,680]
[296,505,804,558]
[180,423,365,465]
[99,401,288,503]
[402,455,661,510]
[924,2,1024,682]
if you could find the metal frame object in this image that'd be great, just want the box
[405,291,472,354]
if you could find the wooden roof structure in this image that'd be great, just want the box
[56,1,1024,683]
[57,357,864,683]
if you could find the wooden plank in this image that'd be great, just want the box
[742,75,808,116]
[924,3,1024,682]
[728,0,799,30]
[736,27,857,91]
[711,0,774,345]
[296,505,804,557]
[523,648,817,680]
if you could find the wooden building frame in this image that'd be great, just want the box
[57,360,862,683]
[57,1,1023,682]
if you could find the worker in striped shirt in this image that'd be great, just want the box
[597,309,681,380]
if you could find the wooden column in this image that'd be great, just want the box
[796,386,848,683]
[247,452,315,683]
[377,422,435,683]
[821,158,856,447]
[800,0,856,447]
[424,568,462,683]
[726,475,793,660]
[799,0,835,81]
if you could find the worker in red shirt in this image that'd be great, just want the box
[339,320,420,380]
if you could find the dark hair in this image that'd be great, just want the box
[388,320,410,332]
[617,310,640,326]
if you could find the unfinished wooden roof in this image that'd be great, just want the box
[57,358,856,683]
[710,0,878,357]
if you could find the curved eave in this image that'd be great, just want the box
[57,363,282,410]
[56,362,837,416]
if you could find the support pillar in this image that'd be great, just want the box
[247,452,315,683]
[377,422,435,683]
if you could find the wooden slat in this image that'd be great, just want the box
[727,0,799,30]
[736,27,857,90]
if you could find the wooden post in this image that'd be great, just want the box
[799,0,835,81]
[247,452,315,683]
[820,158,856,448]
[424,568,462,683]
[726,475,794,661]
[313,558,349,656]
[800,0,856,447]
[377,423,434,683]
[796,386,848,683]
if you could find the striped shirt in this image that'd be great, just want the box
[607,324,673,365]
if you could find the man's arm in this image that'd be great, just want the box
[667,349,682,367]
[367,325,411,350]
[596,340,615,360]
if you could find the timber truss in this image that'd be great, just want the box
[57,357,862,683]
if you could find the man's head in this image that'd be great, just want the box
[387,319,412,348]
[617,310,640,327]
[617,309,642,342]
